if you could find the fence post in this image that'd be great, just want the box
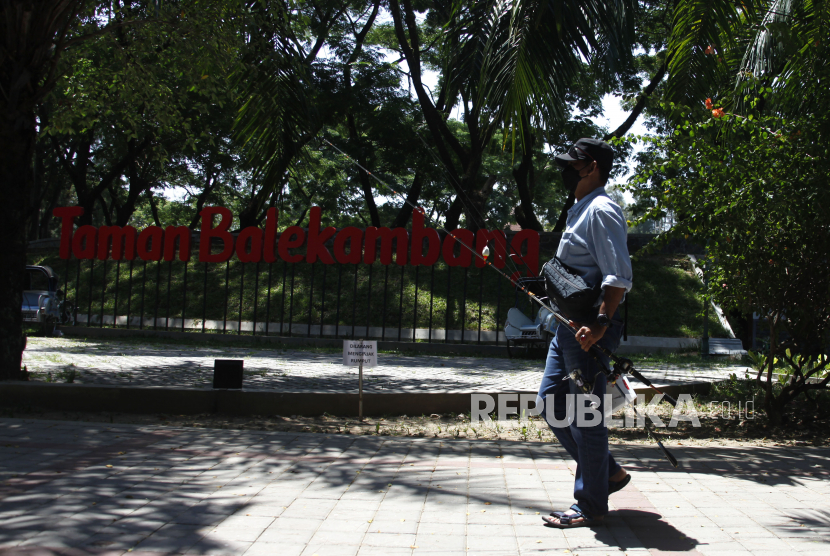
[182,260,188,332]
[253,262,259,336]
[238,262,245,335]
[127,260,133,329]
[113,260,120,328]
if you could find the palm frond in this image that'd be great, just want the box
[665,0,756,104]
[233,9,312,188]
[450,0,636,141]
[738,0,830,114]
[740,0,797,78]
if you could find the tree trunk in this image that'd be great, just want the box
[113,167,152,227]
[147,189,162,227]
[554,192,576,232]
[764,311,780,425]
[343,2,382,228]
[347,113,381,228]
[464,175,496,233]
[602,62,667,141]
[512,132,543,231]
[0,0,98,379]
[390,0,489,228]
[58,134,151,226]
[444,195,465,231]
[0,110,35,380]
[187,164,218,229]
[390,170,424,228]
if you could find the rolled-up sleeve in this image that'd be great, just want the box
[587,206,633,293]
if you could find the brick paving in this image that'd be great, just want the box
[0,418,828,556]
[21,338,748,393]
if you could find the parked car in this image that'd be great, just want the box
[503,277,557,357]
[22,265,71,334]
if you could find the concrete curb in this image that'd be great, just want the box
[0,381,711,417]
[59,326,511,357]
[58,326,708,356]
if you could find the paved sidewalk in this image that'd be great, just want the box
[1,418,828,556]
[22,338,748,393]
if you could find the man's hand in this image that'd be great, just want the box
[570,285,625,351]
[569,320,606,352]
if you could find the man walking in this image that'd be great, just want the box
[539,138,633,528]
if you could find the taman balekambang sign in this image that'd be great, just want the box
[53,206,539,275]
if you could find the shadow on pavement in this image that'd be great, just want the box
[1,420,828,555]
[608,509,701,553]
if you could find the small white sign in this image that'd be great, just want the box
[343,340,377,368]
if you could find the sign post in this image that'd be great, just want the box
[359,348,364,420]
[343,339,377,420]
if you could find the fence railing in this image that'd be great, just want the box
[57,256,543,344]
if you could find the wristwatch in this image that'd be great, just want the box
[596,313,611,328]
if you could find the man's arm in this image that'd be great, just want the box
[572,204,632,351]
[572,285,625,351]
[599,286,625,323]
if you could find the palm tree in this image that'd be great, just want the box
[388,0,637,230]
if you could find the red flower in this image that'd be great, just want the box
[705,45,715,55]
[712,108,725,118]
[705,98,713,110]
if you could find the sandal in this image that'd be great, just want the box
[609,473,631,494]
[548,474,631,518]
[542,504,604,528]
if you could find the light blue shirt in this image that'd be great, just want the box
[556,186,633,305]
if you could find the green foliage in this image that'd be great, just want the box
[737,0,830,115]
[766,350,830,384]
[25,0,662,238]
[631,102,830,328]
[625,0,830,425]
[629,96,830,421]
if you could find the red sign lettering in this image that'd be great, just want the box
[199,207,234,263]
[52,206,540,275]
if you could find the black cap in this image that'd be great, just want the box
[555,138,614,173]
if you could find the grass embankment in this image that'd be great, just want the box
[28,249,727,339]
[626,254,728,338]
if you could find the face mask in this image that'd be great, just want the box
[561,166,582,193]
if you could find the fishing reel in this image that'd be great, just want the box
[568,369,594,395]
[612,356,634,380]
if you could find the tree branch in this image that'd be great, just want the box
[603,62,667,141]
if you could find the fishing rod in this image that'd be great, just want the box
[323,136,681,465]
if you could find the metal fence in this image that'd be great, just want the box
[58,256,547,344]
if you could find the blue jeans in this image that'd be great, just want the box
[537,315,624,517]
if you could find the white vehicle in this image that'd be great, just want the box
[504,307,558,357]
[503,277,557,356]
[22,265,71,334]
